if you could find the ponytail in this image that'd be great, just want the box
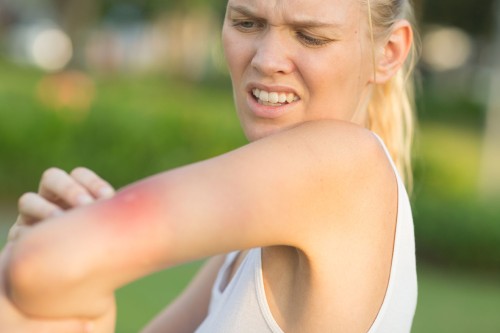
[367,66,416,190]
[365,0,420,190]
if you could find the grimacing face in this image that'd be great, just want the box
[222,0,376,141]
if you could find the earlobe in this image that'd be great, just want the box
[372,20,413,84]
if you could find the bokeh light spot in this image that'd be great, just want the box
[31,28,73,72]
[422,26,472,72]
[36,70,95,121]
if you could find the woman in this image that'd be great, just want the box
[1,0,418,331]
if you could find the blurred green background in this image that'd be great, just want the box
[1,0,499,332]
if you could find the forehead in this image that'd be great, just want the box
[227,0,363,27]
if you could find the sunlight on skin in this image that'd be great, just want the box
[78,176,175,276]
[99,180,165,234]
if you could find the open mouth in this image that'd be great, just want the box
[252,88,300,107]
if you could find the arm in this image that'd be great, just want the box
[0,168,116,332]
[141,255,225,333]
[5,120,392,320]
[1,244,116,333]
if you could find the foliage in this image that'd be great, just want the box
[417,78,486,129]
[419,0,497,36]
[413,124,500,271]
[99,0,228,20]
[0,59,245,197]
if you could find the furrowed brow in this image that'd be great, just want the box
[228,5,341,32]
[228,5,262,19]
[290,19,341,30]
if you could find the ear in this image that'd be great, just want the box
[371,20,413,84]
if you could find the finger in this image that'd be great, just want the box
[18,192,64,225]
[7,223,29,242]
[70,167,115,200]
[38,168,94,207]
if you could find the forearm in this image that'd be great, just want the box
[4,166,211,319]
[4,163,237,319]
[3,181,167,319]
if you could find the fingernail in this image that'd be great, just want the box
[77,194,94,206]
[98,187,114,199]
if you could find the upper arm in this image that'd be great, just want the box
[6,120,394,318]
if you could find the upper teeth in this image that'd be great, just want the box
[252,89,299,104]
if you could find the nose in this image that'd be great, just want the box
[251,29,295,76]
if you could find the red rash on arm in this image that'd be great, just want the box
[97,178,166,233]
[84,175,179,276]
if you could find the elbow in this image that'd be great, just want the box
[4,235,84,317]
[4,240,44,315]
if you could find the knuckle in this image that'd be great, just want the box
[89,177,106,190]
[62,182,83,199]
[70,166,89,178]
[18,192,36,209]
[42,167,64,182]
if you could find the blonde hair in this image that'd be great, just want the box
[364,0,420,190]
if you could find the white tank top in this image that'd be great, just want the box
[195,135,417,332]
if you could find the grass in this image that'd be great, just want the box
[413,264,500,333]
[114,262,202,332]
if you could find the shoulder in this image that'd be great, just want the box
[270,120,388,164]
[268,120,394,188]
[232,120,397,242]
[243,119,397,209]
[273,121,399,246]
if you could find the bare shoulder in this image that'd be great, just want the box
[268,120,391,174]
[272,120,396,209]
[267,119,398,234]
[261,121,399,332]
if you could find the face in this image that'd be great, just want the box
[222,0,376,141]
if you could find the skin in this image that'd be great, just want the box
[1,0,413,332]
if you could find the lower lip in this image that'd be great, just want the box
[246,92,297,119]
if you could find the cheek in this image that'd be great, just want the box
[301,47,366,110]
[222,30,237,73]
[222,30,251,83]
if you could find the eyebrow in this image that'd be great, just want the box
[227,5,343,30]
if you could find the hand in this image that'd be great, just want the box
[8,167,115,242]
[2,167,117,332]
[0,244,116,333]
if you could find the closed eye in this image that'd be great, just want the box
[296,31,332,47]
